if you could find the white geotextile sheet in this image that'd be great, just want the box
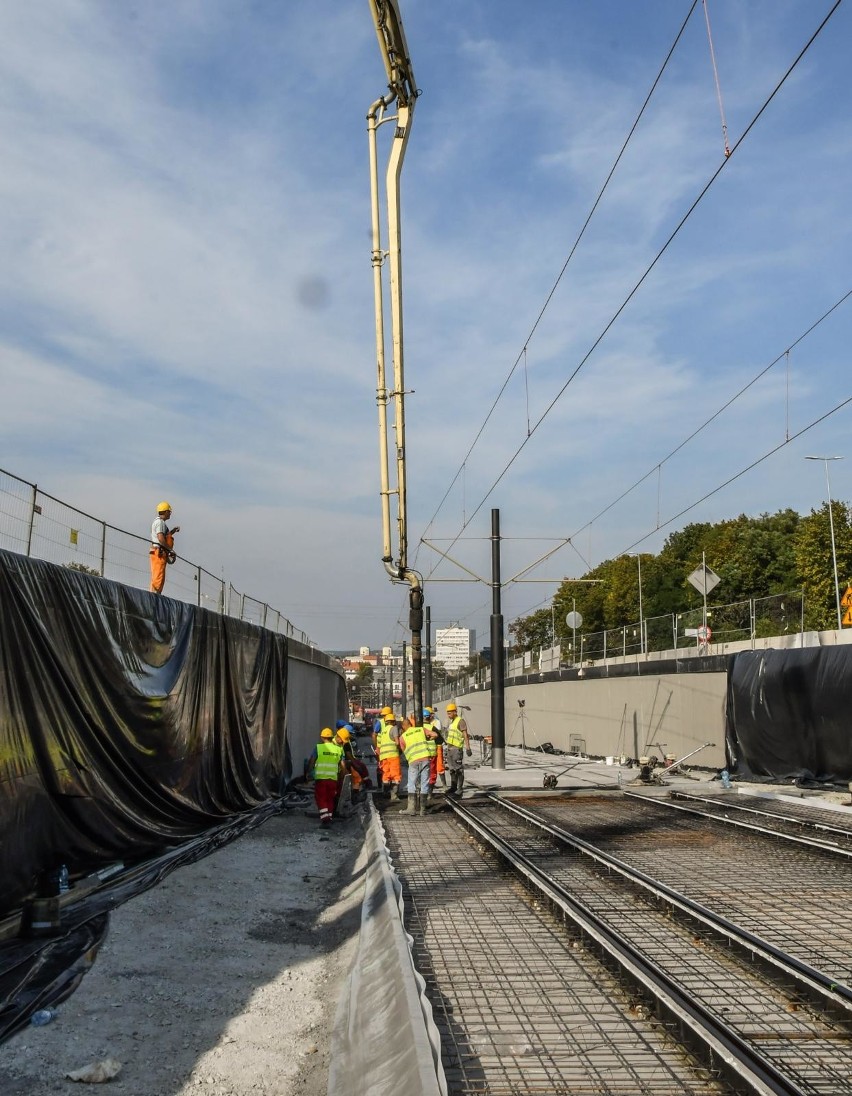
[328,801,447,1096]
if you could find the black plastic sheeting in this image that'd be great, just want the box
[725,646,852,784]
[0,549,291,917]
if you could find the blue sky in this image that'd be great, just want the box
[1,1,850,650]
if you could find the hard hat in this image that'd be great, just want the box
[422,709,431,718]
[335,720,347,729]
[425,706,434,714]
[344,723,354,732]
[320,727,334,739]
[157,501,172,513]
[446,702,457,712]
[381,706,393,716]
[336,728,351,743]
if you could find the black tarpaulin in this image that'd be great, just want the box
[725,646,852,783]
[0,549,289,916]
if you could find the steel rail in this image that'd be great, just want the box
[668,791,852,844]
[450,798,809,1096]
[487,793,852,1018]
[623,790,852,860]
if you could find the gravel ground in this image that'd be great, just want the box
[0,806,368,1096]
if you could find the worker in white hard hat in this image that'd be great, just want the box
[444,702,472,797]
[149,501,181,595]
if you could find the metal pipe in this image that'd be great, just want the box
[490,508,505,769]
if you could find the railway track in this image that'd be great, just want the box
[647,791,852,858]
[380,791,852,1095]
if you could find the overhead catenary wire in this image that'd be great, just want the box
[435,0,844,558]
[617,393,852,557]
[416,0,702,548]
[568,287,852,544]
[702,0,731,157]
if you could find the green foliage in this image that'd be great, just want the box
[794,501,852,629]
[354,662,374,683]
[509,507,831,648]
[64,561,102,577]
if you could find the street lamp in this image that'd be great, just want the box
[805,455,844,630]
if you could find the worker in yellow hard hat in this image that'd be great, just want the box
[373,707,401,801]
[149,501,181,595]
[305,727,344,827]
[444,702,472,797]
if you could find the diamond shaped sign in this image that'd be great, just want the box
[687,563,721,597]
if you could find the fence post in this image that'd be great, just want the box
[25,485,38,556]
[750,599,756,649]
[218,580,225,614]
[672,613,677,651]
[262,603,268,629]
[197,566,202,607]
[240,593,246,621]
[622,626,626,657]
[100,522,107,576]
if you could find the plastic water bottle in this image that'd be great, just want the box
[30,1007,59,1027]
[57,866,69,894]
[720,769,732,790]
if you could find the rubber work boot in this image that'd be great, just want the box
[439,773,447,787]
[419,793,427,817]
[389,783,399,802]
[405,793,417,814]
[456,771,465,796]
[449,774,458,797]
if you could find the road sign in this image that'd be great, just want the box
[696,624,712,642]
[687,564,721,596]
[842,608,852,627]
[684,628,699,637]
[565,611,583,629]
[841,586,852,609]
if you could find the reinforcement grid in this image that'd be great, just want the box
[471,800,852,1096]
[664,793,852,853]
[515,796,852,987]
[383,811,734,1096]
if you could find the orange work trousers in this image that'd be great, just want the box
[149,548,168,594]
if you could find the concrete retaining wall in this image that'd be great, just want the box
[455,669,728,769]
[286,641,348,779]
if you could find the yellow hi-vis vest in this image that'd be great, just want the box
[314,741,343,780]
[378,725,400,759]
[424,726,437,757]
[402,725,431,764]
[445,716,465,749]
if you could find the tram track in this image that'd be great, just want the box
[380,792,852,1096]
[648,791,852,858]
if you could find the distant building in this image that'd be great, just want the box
[436,625,475,672]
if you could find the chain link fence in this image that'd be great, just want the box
[0,467,314,646]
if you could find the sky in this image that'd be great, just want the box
[1,0,851,651]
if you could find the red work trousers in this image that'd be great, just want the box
[314,779,337,824]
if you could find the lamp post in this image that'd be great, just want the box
[805,455,844,630]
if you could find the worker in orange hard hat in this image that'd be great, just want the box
[149,501,181,595]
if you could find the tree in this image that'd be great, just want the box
[354,662,374,684]
[794,501,852,630]
[65,562,102,577]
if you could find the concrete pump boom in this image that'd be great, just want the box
[367,0,425,716]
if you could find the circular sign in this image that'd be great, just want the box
[565,611,583,629]
[697,624,712,641]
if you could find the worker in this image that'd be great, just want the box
[149,501,181,595]
[444,702,472,797]
[426,706,447,789]
[375,708,402,801]
[335,726,371,801]
[371,707,392,792]
[305,728,345,827]
[423,709,444,804]
[399,715,437,816]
